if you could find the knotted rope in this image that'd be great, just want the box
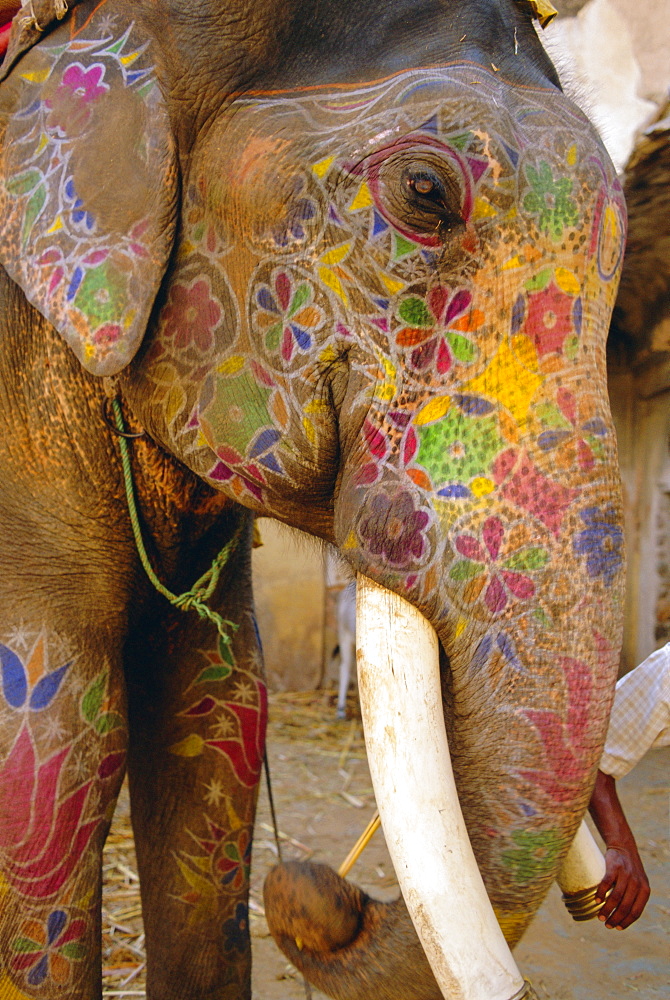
[110,397,289,914]
[111,396,242,647]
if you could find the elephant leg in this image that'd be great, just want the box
[124,526,265,1000]
[0,614,127,999]
[0,282,132,997]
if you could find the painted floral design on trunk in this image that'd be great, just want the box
[450,515,549,616]
[357,488,431,569]
[573,506,624,586]
[536,387,608,471]
[413,397,506,498]
[501,829,563,885]
[512,266,582,359]
[518,652,605,803]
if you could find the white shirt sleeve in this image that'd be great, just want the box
[600,642,670,779]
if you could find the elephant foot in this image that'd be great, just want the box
[263,861,442,1000]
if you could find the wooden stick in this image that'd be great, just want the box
[338,811,381,878]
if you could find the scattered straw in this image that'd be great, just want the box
[102,813,145,999]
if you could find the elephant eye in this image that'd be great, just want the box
[373,150,466,240]
[401,165,463,229]
[405,171,441,200]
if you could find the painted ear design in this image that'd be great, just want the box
[0,8,177,375]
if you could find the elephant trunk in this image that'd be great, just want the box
[266,561,618,1000]
[263,829,606,1000]
[263,861,442,1000]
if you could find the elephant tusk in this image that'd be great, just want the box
[556,819,607,921]
[355,574,527,1000]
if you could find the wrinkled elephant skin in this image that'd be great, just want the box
[0,1,625,999]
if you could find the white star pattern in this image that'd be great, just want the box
[42,715,67,744]
[203,777,225,808]
[2,624,33,652]
[211,714,235,739]
[97,13,118,37]
[232,679,255,705]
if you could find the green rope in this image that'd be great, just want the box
[111,397,241,646]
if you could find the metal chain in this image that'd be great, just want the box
[263,750,283,865]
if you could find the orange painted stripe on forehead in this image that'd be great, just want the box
[70,0,111,37]
[226,62,558,101]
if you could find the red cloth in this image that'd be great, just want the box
[0,23,12,60]
[0,3,20,60]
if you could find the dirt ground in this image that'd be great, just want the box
[102,689,669,1000]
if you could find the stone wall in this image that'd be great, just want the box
[655,484,670,646]
[251,519,326,691]
[608,366,670,669]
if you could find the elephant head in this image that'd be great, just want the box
[0,0,626,995]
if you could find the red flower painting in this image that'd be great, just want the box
[0,726,123,899]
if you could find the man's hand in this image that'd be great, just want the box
[589,770,650,929]
[595,844,651,929]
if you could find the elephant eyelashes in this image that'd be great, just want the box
[404,170,445,202]
[401,166,463,232]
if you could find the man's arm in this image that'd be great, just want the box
[588,769,650,929]
[589,645,670,929]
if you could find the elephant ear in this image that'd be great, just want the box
[0,8,177,375]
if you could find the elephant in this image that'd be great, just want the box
[0,0,628,998]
